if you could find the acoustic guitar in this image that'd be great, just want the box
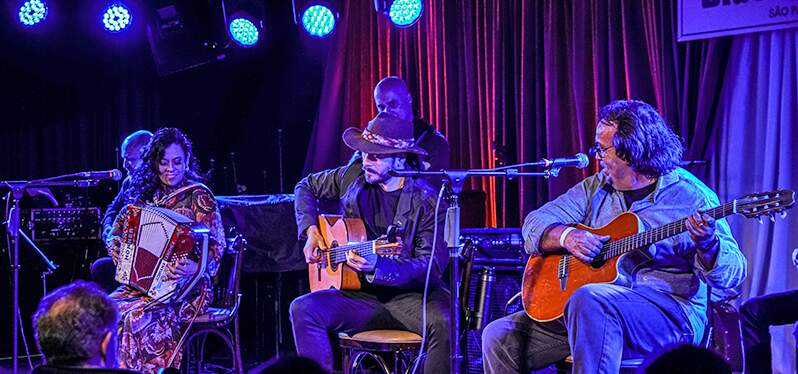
[308,215,402,292]
[522,190,795,322]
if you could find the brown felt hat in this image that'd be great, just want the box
[342,112,428,156]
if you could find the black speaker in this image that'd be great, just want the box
[459,228,526,374]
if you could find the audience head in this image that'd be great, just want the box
[33,281,119,368]
[643,344,731,374]
[250,355,327,374]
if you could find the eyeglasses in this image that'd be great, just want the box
[589,143,614,159]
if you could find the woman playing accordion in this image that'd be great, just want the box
[105,127,225,373]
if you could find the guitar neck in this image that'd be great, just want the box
[601,200,738,261]
[327,241,378,265]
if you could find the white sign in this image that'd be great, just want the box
[678,0,798,41]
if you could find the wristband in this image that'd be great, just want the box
[559,227,576,248]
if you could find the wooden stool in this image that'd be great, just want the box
[339,329,422,374]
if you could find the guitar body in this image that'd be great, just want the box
[309,215,366,293]
[522,212,643,322]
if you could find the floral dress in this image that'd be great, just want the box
[106,181,225,373]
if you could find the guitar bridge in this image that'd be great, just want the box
[558,255,569,291]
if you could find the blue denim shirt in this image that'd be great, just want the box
[523,168,748,341]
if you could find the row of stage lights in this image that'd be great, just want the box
[17,0,425,47]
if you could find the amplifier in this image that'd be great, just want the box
[460,228,526,374]
[460,227,526,267]
[30,207,101,241]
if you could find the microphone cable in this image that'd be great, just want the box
[411,182,446,374]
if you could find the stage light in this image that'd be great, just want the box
[102,3,132,33]
[18,0,48,27]
[301,4,336,38]
[228,17,259,47]
[388,0,423,27]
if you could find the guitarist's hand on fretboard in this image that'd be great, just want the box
[685,212,717,248]
[346,250,378,272]
[562,228,610,263]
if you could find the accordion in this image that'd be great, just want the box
[115,205,210,302]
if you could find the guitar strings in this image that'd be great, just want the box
[561,203,731,267]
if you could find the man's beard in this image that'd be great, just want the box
[364,168,390,184]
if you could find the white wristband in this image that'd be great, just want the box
[559,227,576,248]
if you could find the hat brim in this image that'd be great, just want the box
[342,127,429,156]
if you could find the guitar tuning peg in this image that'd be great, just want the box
[769,214,776,222]
[757,216,763,224]
[779,210,787,219]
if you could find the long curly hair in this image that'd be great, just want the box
[598,100,684,178]
[126,127,203,203]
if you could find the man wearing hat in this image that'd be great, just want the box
[350,76,450,187]
[290,112,450,373]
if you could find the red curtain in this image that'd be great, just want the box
[305,0,731,227]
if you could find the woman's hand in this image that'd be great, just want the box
[166,259,199,280]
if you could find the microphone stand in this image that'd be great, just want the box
[1,177,100,374]
[392,165,563,374]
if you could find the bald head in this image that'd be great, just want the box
[121,130,153,174]
[374,76,414,122]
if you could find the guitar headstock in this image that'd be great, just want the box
[737,190,795,219]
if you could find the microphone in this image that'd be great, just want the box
[76,169,123,181]
[542,153,590,169]
[470,266,495,331]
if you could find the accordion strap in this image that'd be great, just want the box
[153,182,208,207]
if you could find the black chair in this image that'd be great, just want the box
[178,232,246,374]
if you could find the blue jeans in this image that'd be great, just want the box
[740,289,798,374]
[482,284,696,374]
[289,287,450,373]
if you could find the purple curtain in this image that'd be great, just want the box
[713,29,798,373]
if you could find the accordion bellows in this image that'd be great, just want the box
[115,205,210,302]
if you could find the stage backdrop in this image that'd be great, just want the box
[305,0,797,371]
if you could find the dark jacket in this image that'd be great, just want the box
[101,176,131,243]
[412,118,449,172]
[294,162,448,290]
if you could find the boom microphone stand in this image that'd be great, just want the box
[392,161,572,374]
[2,173,113,374]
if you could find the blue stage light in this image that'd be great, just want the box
[229,17,259,47]
[18,0,48,27]
[388,0,423,27]
[301,4,336,38]
[102,3,132,32]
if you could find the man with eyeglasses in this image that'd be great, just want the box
[290,112,450,373]
[481,99,747,373]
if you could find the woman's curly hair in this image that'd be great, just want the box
[126,127,203,203]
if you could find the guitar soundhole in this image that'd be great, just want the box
[590,257,606,269]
